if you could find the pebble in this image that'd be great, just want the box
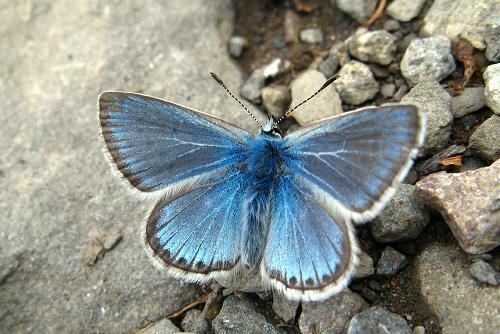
[380,83,396,98]
[334,60,379,105]
[284,10,300,43]
[459,157,486,172]
[485,16,500,62]
[386,0,427,22]
[392,84,408,102]
[81,238,104,266]
[0,255,18,284]
[369,64,390,78]
[347,306,412,334]
[290,69,342,125]
[329,42,351,66]
[300,28,323,44]
[228,36,248,58]
[263,58,288,79]
[416,160,500,254]
[100,229,122,250]
[450,87,486,118]
[421,0,498,50]
[299,289,368,334]
[400,35,456,86]
[418,144,467,176]
[202,285,225,320]
[376,246,408,277]
[318,54,339,78]
[370,184,430,243]
[272,293,299,324]
[141,318,180,334]
[383,19,401,32]
[261,85,290,119]
[484,63,500,115]
[353,250,375,279]
[416,241,499,333]
[469,260,499,285]
[413,326,426,334]
[212,294,279,334]
[401,81,453,156]
[240,68,265,103]
[398,33,418,53]
[335,0,377,24]
[347,30,397,65]
[469,115,500,163]
[181,309,209,333]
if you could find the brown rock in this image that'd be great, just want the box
[416,160,500,254]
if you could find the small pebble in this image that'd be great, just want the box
[483,63,500,115]
[181,309,209,334]
[353,250,375,279]
[369,64,391,78]
[469,115,500,163]
[334,60,379,105]
[347,306,412,334]
[272,293,299,323]
[336,0,378,24]
[413,325,426,334]
[381,83,396,97]
[329,42,351,66]
[263,57,287,79]
[383,19,401,32]
[485,16,500,62]
[376,246,408,277]
[347,30,397,65]
[450,87,486,118]
[399,33,418,53]
[240,68,265,103]
[469,260,499,285]
[202,286,224,320]
[284,9,300,43]
[261,85,291,119]
[141,318,180,334]
[401,36,456,86]
[318,54,339,78]
[300,28,323,44]
[386,0,427,22]
[228,36,248,58]
[392,84,408,102]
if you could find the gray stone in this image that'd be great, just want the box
[401,81,453,156]
[329,42,351,66]
[386,0,427,22]
[469,115,500,163]
[347,306,412,334]
[240,68,266,104]
[261,85,291,119]
[485,16,500,62]
[300,28,324,44]
[0,256,18,285]
[383,19,401,32]
[401,35,456,86]
[181,309,210,334]
[284,10,300,43]
[469,260,499,285]
[335,0,378,24]
[415,240,500,333]
[229,36,248,58]
[263,58,288,79]
[272,293,299,323]
[353,250,375,279]
[460,157,486,172]
[450,87,486,118]
[318,54,340,79]
[370,185,430,243]
[0,1,262,332]
[212,294,279,334]
[290,69,342,125]
[347,30,397,65]
[484,63,500,115]
[380,83,396,98]
[421,0,499,50]
[140,318,180,334]
[376,246,408,277]
[334,61,379,105]
[299,289,368,334]
[418,144,467,176]
[416,160,500,254]
[413,326,426,334]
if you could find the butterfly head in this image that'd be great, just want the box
[262,117,282,138]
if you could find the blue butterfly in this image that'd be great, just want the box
[98,73,425,301]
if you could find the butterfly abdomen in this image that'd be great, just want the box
[241,135,288,268]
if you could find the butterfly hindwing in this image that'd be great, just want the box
[284,105,425,222]
[261,175,357,301]
[99,92,251,194]
[144,170,246,281]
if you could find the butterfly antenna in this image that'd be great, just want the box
[210,72,264,129]
[276,74,339,125]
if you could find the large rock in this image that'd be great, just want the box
[347,30,397,65]
[400,36,456,86]
[299,290,368,334]
[421,0,499,50]
[415,240,500,333]
[0,1,260,332]
[290,69,342,125]
[416,160,500,254]
[469,115,500,163]
[401,81,453,156]
[484,63,500,115]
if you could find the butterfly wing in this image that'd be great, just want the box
[284,105,425,223]
[261,175,357,301]
[99,92,251,196]
[144,169,247,281]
